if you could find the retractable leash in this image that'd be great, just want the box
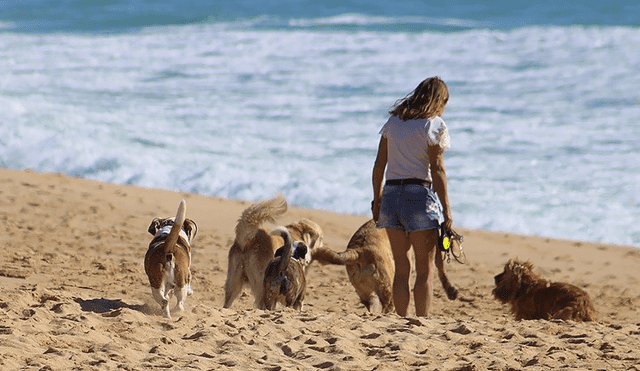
[439,225,466,264]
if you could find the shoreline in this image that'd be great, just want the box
[1,168,639,370]
[8,167,636,249]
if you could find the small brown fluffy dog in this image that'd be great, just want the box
[262,227,309,310]
[493,259,597,321]
[223,195,323,309]
[312,219,458,314]
[144,200,198,318]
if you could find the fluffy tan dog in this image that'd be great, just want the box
[493,259,597,321]
[262,227,309,310]
[312,219,458,314]
[144,200,198,318]
[223,195,323,309]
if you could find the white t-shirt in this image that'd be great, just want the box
[380,115,450,183]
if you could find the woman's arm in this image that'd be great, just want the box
[371,136,388,221]
[428,145,453,230]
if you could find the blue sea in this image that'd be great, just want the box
[1,1,639,247]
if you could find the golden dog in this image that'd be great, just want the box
[493,259,597,321]
[223,195,323,309]
[312,219,458,313]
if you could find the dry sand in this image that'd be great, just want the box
[1,168,639,370]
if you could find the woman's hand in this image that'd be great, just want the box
[442,216,453,232]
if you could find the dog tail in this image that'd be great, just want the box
[312,219,378,265]
[235,194,288,250]
[312,247,360,265]
[164,199,187,254]
[270,226,293,274]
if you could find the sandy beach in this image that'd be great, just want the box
[1,167,639,370]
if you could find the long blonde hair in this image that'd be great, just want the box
[389,77,449,121]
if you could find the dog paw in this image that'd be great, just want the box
[446,286,459,300]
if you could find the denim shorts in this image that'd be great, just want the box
[376,184,444,233]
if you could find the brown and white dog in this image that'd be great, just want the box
[493,259,597,321]
[312,219,458,313]
[262,227,309,310]
[223,194,323,309]
[144,200,198,318]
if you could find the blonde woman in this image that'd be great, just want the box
[372,76,454,317]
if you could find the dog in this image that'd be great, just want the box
[493,259,597,321]
[312,219,459,314]
[144,200,198,318]
[223,194,323,309]
[262,227,309,310]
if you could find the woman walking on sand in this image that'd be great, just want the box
[372,76,454,317]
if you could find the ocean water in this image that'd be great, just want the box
[1,1,639,247]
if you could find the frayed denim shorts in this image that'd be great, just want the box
[376,184,444,233]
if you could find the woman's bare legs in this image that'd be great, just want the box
[385,228,411,316]
[386,227,440,317]
[410,229,438,316]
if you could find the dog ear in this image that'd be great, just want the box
[301,232,322,251]
[183,219,198,241]
[510,259,533,275]
[148,218,161,235]
[274,246,285,258]
[291,219,324,250]
[506,259,523,275]
[292,242,308,261]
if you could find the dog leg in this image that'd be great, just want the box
[376,286,394,314]
[151,287,165,307]
[223,281,243,309]
[290,291,304,311]
[553,306,586,321]
[292,299,303,311]
[254,289,267,310]
[436,251,458,300]
[174,285,189,314]
[364,294,381,313]
[151,287,171,319]
[250,272,269,309]
[223,257,245,308]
